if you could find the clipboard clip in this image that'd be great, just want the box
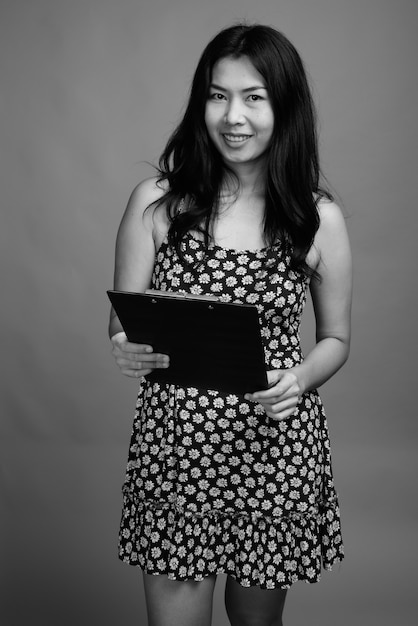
[145,289,219,304]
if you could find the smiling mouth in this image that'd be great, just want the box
[222,134,252,143]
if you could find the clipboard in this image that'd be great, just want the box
[107,289,268,394]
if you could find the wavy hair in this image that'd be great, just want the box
[153,23,330,277]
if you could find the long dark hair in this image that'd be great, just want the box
[153,23,330,277]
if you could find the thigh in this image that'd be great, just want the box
[143,572,217,626]
[224,576,288,626]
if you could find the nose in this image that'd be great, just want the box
[224,97,245,125]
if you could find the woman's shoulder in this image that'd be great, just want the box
[307,197,349,269]
[127,176,168,214]
[118,177,171,249]
[125,177,170,231]
[316,197,347,236]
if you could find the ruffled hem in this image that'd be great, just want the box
[118,490,344,589]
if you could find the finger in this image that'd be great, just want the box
[266,369,283,386]
[266,406,298,421]
[245,388,281,402]
[121,367,153,378]
[110,331,126,344]
[124,342,154,353]
[112,341,154,355]
[117,356,170,369]
[270,396,299,412]
[111,334,148,351]
[110,333,154,353]
[123,352,170,364]
[112,344,169,363]
[265,398,299,418]
[246,373,298,402]
[263,385,299,402]
[245,385,291,402]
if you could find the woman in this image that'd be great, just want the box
[109,24,352,626]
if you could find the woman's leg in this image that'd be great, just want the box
[225,576,288,626]
[143,572,217,626]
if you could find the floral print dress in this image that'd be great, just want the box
[118,233,344,589]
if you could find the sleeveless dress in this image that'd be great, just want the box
[118,233,344,589]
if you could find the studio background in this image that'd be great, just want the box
[1,0,417,625]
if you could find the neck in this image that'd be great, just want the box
[222,158,267,198]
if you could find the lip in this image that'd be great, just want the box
[222,133,252,144]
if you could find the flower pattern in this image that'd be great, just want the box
[118,233,344,589]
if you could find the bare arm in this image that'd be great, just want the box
[109,178,171,377]
[292,200,352,391]
[245,201,352,418]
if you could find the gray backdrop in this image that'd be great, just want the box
[1,0,417,624]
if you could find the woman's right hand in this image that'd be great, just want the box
[110,331,170,378]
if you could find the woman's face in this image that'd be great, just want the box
[205,56,274,169]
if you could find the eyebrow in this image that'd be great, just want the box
[209,83,267,92]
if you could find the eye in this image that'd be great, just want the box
[247,94,264,102]
[209,92,226,101]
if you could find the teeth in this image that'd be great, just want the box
[223,134,250,143]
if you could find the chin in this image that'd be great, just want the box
[224,152,266,166]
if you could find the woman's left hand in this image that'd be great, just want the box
[244,369,303,421]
